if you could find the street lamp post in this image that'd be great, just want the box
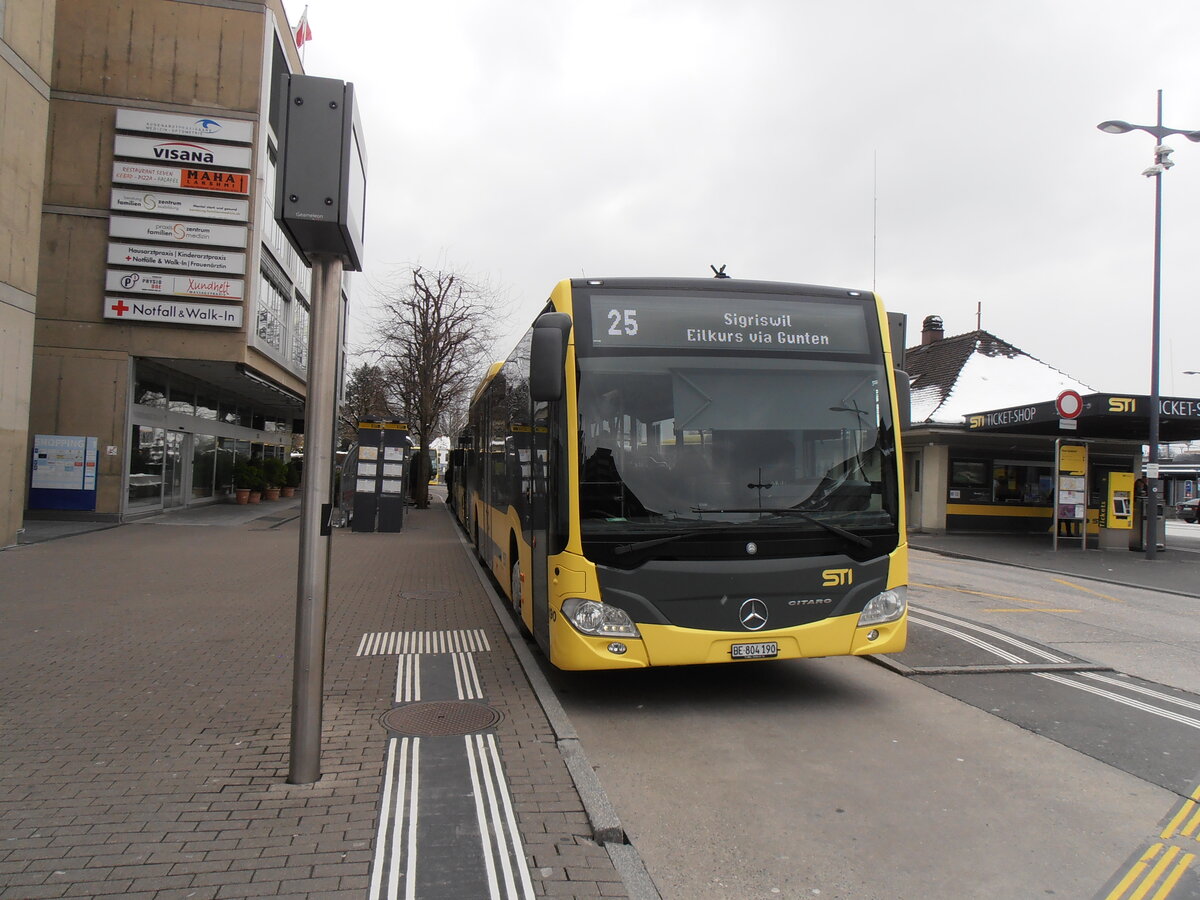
[1098,90,1200,560]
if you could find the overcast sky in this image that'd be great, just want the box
[282,0,1200,398]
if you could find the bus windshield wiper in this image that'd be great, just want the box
[693,508,873,548]
[614,525,752,556]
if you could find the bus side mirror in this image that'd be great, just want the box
[530,312,572,402]
[893,370,910,430]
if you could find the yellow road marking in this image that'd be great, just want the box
[1183,805,1200,840]
[1160,799,1196,840]
[1131,845,1182,900]
[1051,576,1126,603]
[1107,844,1164,900]
[982,608,1082,613]
[1151,852,1195,900]
[912,582,1048,605]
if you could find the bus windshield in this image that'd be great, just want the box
[576,354,899,539]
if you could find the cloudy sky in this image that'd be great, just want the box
[281,0,1200,397]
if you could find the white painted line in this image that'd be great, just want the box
[394,655,420,704]
[369,737,420,900]
[484,733,536,898]
[465,733,534,899]
[405,739,420,900]
[358,630,495,656]
[909,610,1200,730]
[465,734,504,900]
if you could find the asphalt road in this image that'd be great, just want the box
[548,548,1200,900]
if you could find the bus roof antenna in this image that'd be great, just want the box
[711,264,730,279]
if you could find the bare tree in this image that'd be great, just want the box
[372,266,501,508]
[339,362,393,449]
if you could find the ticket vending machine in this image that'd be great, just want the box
[1107,472,1135,530]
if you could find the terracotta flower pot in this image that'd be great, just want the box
[235,488,250,505]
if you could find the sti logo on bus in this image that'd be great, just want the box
[1110,397,1136,413]
[822,569,852,587]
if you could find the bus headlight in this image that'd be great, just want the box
[561,598,641,639]
[858,586,907,627]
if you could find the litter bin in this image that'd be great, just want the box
[1130,497,1166,551]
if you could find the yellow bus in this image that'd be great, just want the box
[452,277,909,670]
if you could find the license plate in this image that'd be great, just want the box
[731,641,778,660]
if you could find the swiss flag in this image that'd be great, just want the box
[294,8,313,48]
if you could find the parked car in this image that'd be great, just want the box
[1177,497,1200,524]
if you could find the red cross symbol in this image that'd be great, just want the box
[110,300,130,316]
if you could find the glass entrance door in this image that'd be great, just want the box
[163,431,188,509]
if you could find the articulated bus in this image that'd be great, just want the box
[451,277,909,670]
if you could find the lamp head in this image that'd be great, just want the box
[1098,120,1135,134]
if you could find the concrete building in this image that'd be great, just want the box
[1,0,55,548]
[0,0,339,546]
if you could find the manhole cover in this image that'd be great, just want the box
[380,701,502,736]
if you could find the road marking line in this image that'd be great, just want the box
[1038,673,1200,730]
[1051,577,1126,603]
[368,737,419,900]
[1132,844,1182,900]
[912,582,1048,604]
[465,734,535,899]
[1107,844,1164,900]
[981,608,1082,613]
[1084,675,1200,715]
[1161,800,1196,840]
[394,655,420,703]
[1150,851,1195,900]
[358,629,492,656]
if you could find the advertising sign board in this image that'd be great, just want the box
[109,215,248,248]
[115,109,255,144]
[114,135,252,170]
[103,296,243,327]
[105,269,244,301]
[111,188,249,222]
[107,242,245,274]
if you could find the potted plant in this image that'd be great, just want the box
[281,459,302,498]
[232,456,264,504]
[262,457,287,501]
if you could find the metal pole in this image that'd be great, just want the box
[289,253,344,784]
[1146,90,1164,561]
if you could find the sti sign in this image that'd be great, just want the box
[274,75,366,271]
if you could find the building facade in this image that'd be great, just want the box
[1,0,55,547]
[9,0,337,537]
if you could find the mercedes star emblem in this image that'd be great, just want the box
[739,598,769,631]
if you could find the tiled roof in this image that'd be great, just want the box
[904,328,1093,425]
[905,329,1016,401]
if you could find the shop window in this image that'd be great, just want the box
[257,273,287,351]
[993,462,1053,505]
[169,383,196,416]
[196,394,219,421]
[134,372,167,409]
[292,300,310,371]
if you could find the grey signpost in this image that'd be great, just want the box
[273,74,367,784]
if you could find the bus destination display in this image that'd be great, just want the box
[588,294,871,353]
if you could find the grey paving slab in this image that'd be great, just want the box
[0,494,632,899]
